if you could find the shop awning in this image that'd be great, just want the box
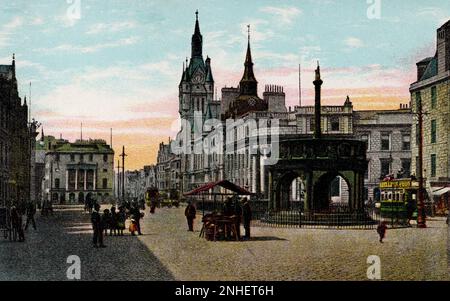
[184,180,253,196]
[432,187,450,197]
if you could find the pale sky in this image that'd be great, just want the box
[0,0,449,169]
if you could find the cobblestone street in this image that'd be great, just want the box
[0,205,448,281]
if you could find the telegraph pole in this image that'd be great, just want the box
[119,146,127,201]
[417,97,427,228]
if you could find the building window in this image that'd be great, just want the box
[415,91,421,110]
[431,154,437,177]
[401,159,411,178]
[431,120,437,144]
[55,178,60,189]
[415,124,420,145]
[415,156,419,177]
[103,169,108,173]
[80,154,84,162]
[380,159,391,178]
[70,154,75,161]
[103,154,108,162]
[56,154,60,162]
[330,117,340,132]
[361,133,370,151]
[381,133,390,151]
[402,134,411,151]
[89,154,93,161]
[431,86,437,109]
[103,178,108,189]
[309,118,315,133]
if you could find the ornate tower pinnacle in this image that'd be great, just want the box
[191,10,203,59]
[239,24,258,96]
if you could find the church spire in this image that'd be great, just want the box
[239,24,258,96]
[191,10,203,59]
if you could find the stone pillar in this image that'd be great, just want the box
[65,170,69,190]
[93,169,96,190]
[305,171,313,211]
[75,169,78,190]
[84,170,87,191]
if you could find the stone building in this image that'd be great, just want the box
[410,20,450,206]
[157,12,413,206]
[0,55,36,208]
[42,138,114,204]
[156,140,180,198]
[353,107,413,201]
[123,165,157,201]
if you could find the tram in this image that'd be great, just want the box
[378,178,419,220]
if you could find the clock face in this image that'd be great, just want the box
[192,72,204,84]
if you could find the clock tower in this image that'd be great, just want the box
[179,11,214,126]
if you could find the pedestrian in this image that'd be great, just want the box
[377,221,388,243]
[88,199,94,214]
[234,199,243,240]
[110,206,118,236]
[184,201,196,232]
[25,201,37,231]
[242,198,252,240]
[406,199,415,227]
[102,209,112,236]
[11,206,25,242]
[130,204,143,235]
[117,206,126,236]
[91,203,106,248]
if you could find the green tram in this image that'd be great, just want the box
[378,178,418,220]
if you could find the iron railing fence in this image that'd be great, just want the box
[196,200,410,230]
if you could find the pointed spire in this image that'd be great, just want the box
[12,53,16,79]
[41,127,45,141]
[239,24,258,96]
[23,96,27,106]
[191,10,203,59]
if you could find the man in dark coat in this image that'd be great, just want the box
[25,201,37,231]
[91,203,105,248]
[242,198,252,240]
[234,199,243,239]
[185,201,196,232]
[11,206,25,242]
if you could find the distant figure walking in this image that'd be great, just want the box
[117,206,126,236]
[110,206,118,236]
[377,221,388,243]
[130,204,143,235]
[242,198,252,240]
[102,209,112,236]
[25,201,37,231]
[185,201,196,232]
[91,203,106,248]
[11,206,25,242]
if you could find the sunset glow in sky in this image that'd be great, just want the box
[1,0,449,169]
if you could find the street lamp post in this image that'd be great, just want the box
[417,99,427,228]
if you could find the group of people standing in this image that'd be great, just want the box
[9,201,38,242]
[185,197,252,240]
[90,201,143,248]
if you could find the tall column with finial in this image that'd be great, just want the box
[313,62,323,139]
[119,146,127,201]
